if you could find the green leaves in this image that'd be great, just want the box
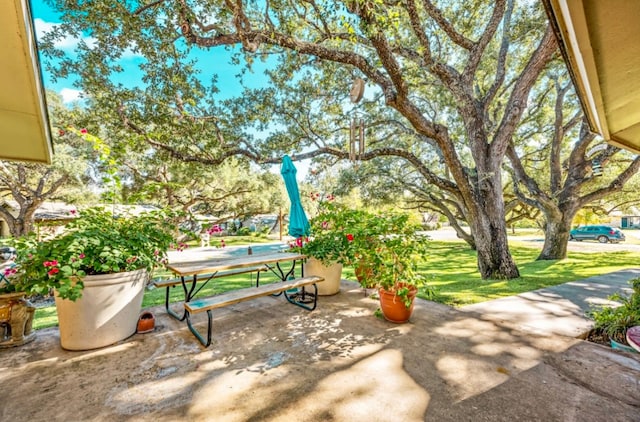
[7,207,178,301]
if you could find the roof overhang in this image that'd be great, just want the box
[0,0,53,164]
[543,0,640,154]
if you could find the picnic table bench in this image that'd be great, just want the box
[185,275,324,347]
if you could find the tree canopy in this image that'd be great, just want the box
[41,0,563,279]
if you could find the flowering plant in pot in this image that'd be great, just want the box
[0,247,18,294]
[4,207,179,350]
[353,211,432,323]
[0,247,36,348]
[288,195,366,295]
[289,198,365,265]
[8,207,178,301]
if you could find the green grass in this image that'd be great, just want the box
[419,241,640,306]
[31,239,640,330]
[182,234,277,248]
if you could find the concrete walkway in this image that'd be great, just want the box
[1,271,639,421]
[461,268,640,338]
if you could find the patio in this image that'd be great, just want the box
[1,278,638,421]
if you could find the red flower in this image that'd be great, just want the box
[58,129,65,136]
[80,128,88,134]
[346,234,354,242]
[48,268,59,276]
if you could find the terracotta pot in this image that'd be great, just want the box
[378,285,418,323]
[137,311,155,334]
[303,258,342,296]
[55,268,147,350]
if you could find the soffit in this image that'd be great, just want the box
[544,0,640,154]
[0,0,53,164]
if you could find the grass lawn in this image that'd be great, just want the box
[182,234,277,248]
[32,239,640,330]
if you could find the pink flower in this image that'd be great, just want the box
[321,221,329,229]
[70,209,77,215]
[78,253,85,259]
[296,237,303,247]
[346,234,354,242]
[48,268,59,276]
[58,129,65,136]
[80,128,88,134]
[43,260,59,267]
[153,250,159,256]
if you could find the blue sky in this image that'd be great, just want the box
[31,2,272,103]
[31,2,312,179]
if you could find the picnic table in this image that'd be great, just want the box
[165,252,324,346]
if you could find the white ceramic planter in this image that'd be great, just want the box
[303,258,342,296]
[55,268,147,350]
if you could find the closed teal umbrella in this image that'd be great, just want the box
[280,155,310,237]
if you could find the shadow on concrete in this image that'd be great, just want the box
[1,278,639,421]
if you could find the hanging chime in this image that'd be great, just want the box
[348,78,366,164]
[349,118,365,164]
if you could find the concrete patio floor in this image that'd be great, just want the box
[1,276,639,421]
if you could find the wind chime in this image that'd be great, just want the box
[349,78,365,164]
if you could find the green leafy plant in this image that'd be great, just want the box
[589,277,640,344]
[290,194,433,308]
[355,212,434,307]
[289,196,366,265]
[0,249,18,294]
[3,207,178,301]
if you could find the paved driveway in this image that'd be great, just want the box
[425,227,640,253]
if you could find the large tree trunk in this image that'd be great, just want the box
[475,224,519,278]
[538,217,572,260]
[469,172,520,279]
[4,214,36,238]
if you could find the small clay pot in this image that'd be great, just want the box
[137,311,155,334]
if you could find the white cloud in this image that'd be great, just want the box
[59,88,83,103]
[34,18,96,51]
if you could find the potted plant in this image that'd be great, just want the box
[0,247,36,348]
[589,277,640,353]
[353,212,433,323]
[289,196,364,295]
[7,207,177,350]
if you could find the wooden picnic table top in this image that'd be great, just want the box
[167,251,306,277]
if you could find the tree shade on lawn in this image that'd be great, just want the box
[280,155,310,237]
